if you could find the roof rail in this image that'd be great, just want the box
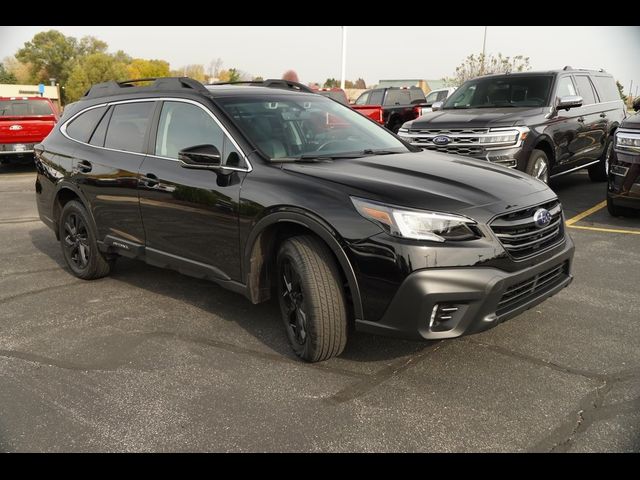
[82,77,209,99]
[209,78,315,94]
[562,66,607,73]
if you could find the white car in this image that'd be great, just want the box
[419,87,457,114]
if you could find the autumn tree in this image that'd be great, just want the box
[127,59,170,80]
[443,53,531,87]
[323,78,339,88]
[0,63,17,84]
[2,57,32,83]
[617,81,628,103]
[354,78,366,89]
[65,53,129,102]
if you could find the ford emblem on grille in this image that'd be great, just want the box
[9,125,23,131]
[533,208,552,228]
[432,135,450,145]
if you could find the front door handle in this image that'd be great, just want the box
[577,117,585,123]
[600,113,607,118]
[77,160,92,173]
[142,173,159,188]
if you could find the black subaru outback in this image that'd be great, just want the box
[34,77,574,362]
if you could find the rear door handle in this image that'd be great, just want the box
[577,117,585,123]
[77,160,92,173]
[600,113,607,118]
[142,173,159,188]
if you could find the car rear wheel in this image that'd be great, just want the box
[588,136,612,182]
[277,235,348,362]
[525,149,550,184]
[59,200,113,280]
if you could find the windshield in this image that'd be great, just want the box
[216,94,410,160]
[0,99,54,116]
[443,75,552,109]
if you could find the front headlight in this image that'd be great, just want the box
[479,127,529,148]
[616,132,640,149]
[351,197,478,242]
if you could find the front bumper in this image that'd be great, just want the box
[355,235,574,340]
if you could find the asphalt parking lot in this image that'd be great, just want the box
[1,163,639,452]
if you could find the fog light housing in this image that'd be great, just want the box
[429,303,460,330]
[486,153,517,168]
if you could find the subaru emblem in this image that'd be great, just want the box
[432,135,450,145]
[533,208,552,228]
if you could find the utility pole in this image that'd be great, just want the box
[480,26,488,75]
[340,26,347,90]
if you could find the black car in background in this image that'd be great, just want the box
[607,98,640,216]
[398,68,626,184]
[34,78,574,362]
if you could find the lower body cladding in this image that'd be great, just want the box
[356,237,574,340]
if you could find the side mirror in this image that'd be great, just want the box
[633,97,640,112]
[178,144,222,170]
[431,101,444,111]
[557,95,583,111]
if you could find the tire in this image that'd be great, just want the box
[525,149,550,184]
[588,135,612,182]
[276,235,348,362]
[388,118,403,134]
[59,200,112,280]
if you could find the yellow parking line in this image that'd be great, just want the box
[567,224,640,235]
[565,201,607,226]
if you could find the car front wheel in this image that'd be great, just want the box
[277,235,348,362]
[589,135,612,182]
[525,149,550,184]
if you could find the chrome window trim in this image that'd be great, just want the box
[59,97,253,172]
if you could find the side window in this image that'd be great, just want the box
[65,106,108,143]
[369,90,384,105]
[573,76,597,105]
[89,106,112,146]
[593,76,619,102]
[104,102,154,153]
[155,101,225,159]
[355,92,370,105]
[425,91,439,104]
[555,77,576,98]
[437,90,449,102]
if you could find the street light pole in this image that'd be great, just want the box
[340,26,347,90]
[480,26,487,75]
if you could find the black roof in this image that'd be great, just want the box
[480,67,610,79]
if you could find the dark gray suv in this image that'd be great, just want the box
[399,67,627,184]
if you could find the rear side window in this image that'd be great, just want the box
[574,76,597,105]
[65,106,108,143]
[0,99,54,116]
[89,106,113,146]
[104,102,154,153]
[593,76,619,102]
[369,90,384,105]
[383,89,411,106]
[355,92,370,105]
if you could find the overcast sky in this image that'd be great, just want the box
[1,26,639,93]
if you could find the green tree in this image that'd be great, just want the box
[0,63,17,84]
[16,30,78,84]
[323,78,339,88]
[66,53,128,102]
[443,53,531,87]
[354,78,367,89]
[344,80,355,89]
[616,80,628,103]
[76,36,108,56]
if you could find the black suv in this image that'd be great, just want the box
[34,77,575,362]
[607,98,640,216]
[398,68,626,184]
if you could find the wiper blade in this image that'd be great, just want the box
[272,153,361,163]
[362,149,401,155]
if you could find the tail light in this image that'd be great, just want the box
[376,109,384,124]
[413,106,422,118]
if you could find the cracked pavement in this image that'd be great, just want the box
[0,165,639,452]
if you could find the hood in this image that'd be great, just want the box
[621,112,640,129]
[283,151,553,221]
[406,107,545,129]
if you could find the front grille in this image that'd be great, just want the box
[497,261,568,316]
[422,145,483,156]
[490,200,564,259]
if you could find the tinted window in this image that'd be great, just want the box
[89,106,112,146]
[383,89,411,106]
[436,90,449,101]
[444,76,552,108]
[0,99,54,116]
[66,106,108,143]
[425,91,439,103]
[593,76,619,102]
[369,90,384,105]
[104,102,154,153]
[555,76,576,97]
[355,92,370,105]
[574,76,597,105]
[409,88,426,103]
[155,101,224,159]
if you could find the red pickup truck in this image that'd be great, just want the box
[0,96,58,166]
[351,86,427,133]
